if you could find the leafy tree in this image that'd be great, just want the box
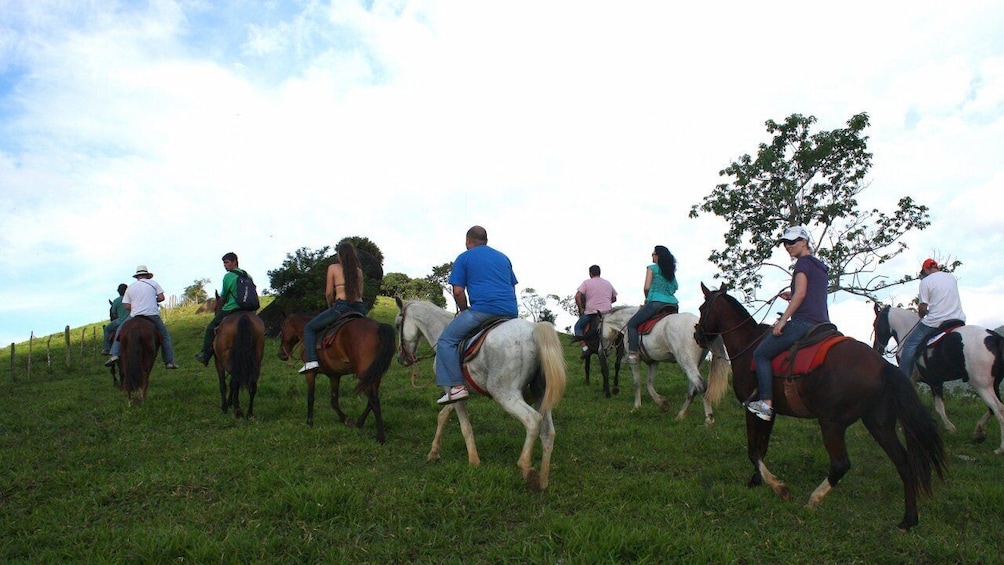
[381,272,446,307]
[689,112,930,303]
[266,237,384,314]
[428,262,453,294]
[183,278,210,304]
[519,287,560,323]
[557,294,579,317]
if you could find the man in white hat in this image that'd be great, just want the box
[104,265,178,369]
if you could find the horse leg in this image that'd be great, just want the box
[630,364,643,411]
[246,378,257,419]
[360,388,385,444]
[538,410,557,491]
[929,383,957,433]
[645,363,669,412]
[496,395,545,491]
[807,420,853,510]
[328,375,353,426]
[453,401,480,466]
[598,351,611,398]
[973,409,992,444]
[217,369,229,414]
[746,416,788,499]
[230,377,243,419]
[305,372,316,426]
[970,385,1004,454]
[427,405,453,462]
[583,354,591,386]
[861,402,919,530]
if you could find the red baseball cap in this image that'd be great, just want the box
[922,258,938,270]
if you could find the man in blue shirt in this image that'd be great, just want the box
[434,226,518,404]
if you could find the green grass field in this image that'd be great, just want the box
[2,297,1003,564]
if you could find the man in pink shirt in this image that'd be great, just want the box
[573,265,617,355]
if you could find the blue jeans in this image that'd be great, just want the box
[108,315,175,364]
[752,318,814,401]
[435,309,505,387]
[574,313,598,337]
[896,323,939,378]
[103,319,123,350]
[626,301,670,352]
[303,300,368,363]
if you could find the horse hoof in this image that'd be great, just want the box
[344,418,356,427]
[525,469,542,493]
[973,434,987,444]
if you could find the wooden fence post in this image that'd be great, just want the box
[64,326,71,367]
[28,332,34,379]
[8,343,13,383]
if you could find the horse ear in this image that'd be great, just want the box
[700,282,711,296]
[215,290,220,300]
[395,296,403,310]
[718,282,728,293]
[873,302,881,315]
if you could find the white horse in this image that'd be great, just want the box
[872,304,1004,454]
[394,298,568,491]
[599,305,731,423]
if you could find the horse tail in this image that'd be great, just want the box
[705,336,732,405]
[533,322,567,413]
[231,314,260,392]
[121,326,147,395]
[886,362,948,496]
[354,322,396,395]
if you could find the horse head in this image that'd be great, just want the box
[394,298,420,366]
[872,303,893,353]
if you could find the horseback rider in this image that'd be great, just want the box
[105,265,178,369]
[572,265,617,358]
[624,246,679,365]
[434,225,518,404]
[748,226,830,422]
[896,258,966,380]
[194,252,254,367]
[298,241,368,373]
[102,283,129,354]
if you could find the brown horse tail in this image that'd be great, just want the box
[122,320,154,395]
[533,322,567,413]
[354,322,396,395]
[231,314,261,392]
[886,362,948,496]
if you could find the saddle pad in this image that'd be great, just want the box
[637,308,678,335]
[925,324,964,347]
[749,335,853,376]
[458,317,510,398]
[318,313,365,349]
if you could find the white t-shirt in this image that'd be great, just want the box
[919,271,965,327]
[123,278,164,317]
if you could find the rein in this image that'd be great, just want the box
[397,303,437,388]
[698,291,777,360]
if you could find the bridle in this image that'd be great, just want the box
[695,290,776,360]
[396,302,436,367]
[278,318,301,361]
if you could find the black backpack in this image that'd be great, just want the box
[234,271,260,311]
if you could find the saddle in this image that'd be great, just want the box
[457,316,512,398]
[317,312,366,349]
[924,320,965,348]
[748,323,850,378]
[637,305,680,335]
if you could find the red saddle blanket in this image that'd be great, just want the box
[637,309,677,335]
[749,335,853,376]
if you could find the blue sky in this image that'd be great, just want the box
[2,0,1003,348]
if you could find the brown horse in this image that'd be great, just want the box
[277,312,396,443]
[696,283,947,531]
[116,316,159,406]
[213,298,266,419]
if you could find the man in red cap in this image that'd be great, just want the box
[896,258,966,378]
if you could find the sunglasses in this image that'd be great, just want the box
[782,238,805,246]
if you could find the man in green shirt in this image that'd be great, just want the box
[194,252,253,367]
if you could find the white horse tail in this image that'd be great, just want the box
[705,336,732,405]
[533,322,568,412]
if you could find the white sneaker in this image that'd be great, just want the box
[298,361,320,374]
[437,385,469,404]
[624,352,638,365]
[104,355,119,367]
[747,400,774,421]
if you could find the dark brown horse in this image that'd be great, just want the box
[213,298,265,419]
[696,283,947,531]
[116,316,159,406]
[278,312,396,443]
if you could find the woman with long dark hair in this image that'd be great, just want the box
[625,245,679,365]
[299,241,368,373]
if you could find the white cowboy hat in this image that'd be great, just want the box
[133,265,153,278]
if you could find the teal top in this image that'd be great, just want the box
[110,296,129,321]
[646,264,678,304]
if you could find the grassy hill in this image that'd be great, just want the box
[2,297,1003,563]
